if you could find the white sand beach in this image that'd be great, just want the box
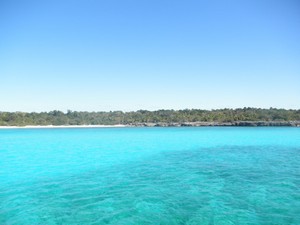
[0,125,128,129]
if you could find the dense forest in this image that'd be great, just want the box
[0,108,300,126]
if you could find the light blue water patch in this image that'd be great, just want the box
[0,127,300,224]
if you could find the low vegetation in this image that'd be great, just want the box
[0,108,299,126]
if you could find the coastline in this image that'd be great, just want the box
[0,125,128,129]
[0,121,299,128]
[131,121,300,127]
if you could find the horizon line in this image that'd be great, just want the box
[1,107,300,114]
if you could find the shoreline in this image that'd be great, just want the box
[0,125,128,129]
[0,121,299,128]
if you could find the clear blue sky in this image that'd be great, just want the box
[1,0,299,112]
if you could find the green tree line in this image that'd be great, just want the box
[0,108,299,126]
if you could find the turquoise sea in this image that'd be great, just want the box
[0,127,299,225]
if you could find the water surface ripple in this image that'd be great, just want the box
[0,127,299,224]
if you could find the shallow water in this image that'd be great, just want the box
[0,127,299,224]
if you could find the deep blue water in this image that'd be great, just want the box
[0,127,299,224]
